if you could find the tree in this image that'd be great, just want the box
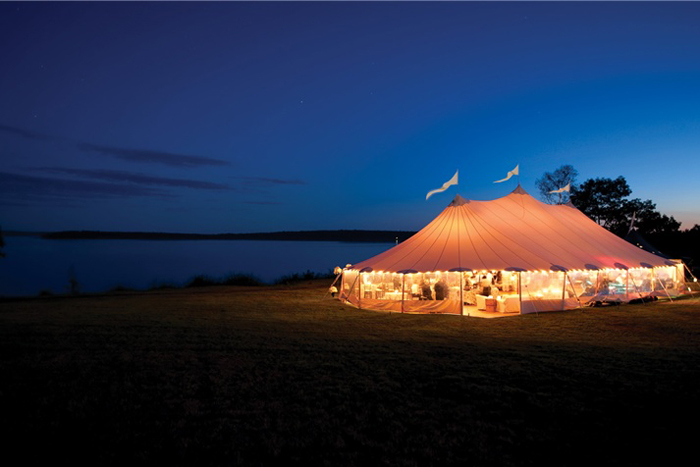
[569,176,681,237]
[535,165,578,204]
[570,176,632,233]
[626,198,681,235]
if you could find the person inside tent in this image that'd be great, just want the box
[420,280,433,300]
[479,274,491,296]
[434,277,448,300]
[463,272,474,289]
[462,273,477,305]
[494,271,503,288]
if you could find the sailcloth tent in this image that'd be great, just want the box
[339,186,685,315]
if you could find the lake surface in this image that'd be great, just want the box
[0,236,391,297]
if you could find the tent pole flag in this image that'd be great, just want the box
[549,182,570,204]
[493,164,519,184]
[426,170,458,200]
[548,183,571,194]
[627,211,637,236]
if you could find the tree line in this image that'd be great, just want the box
[536,165,699,270]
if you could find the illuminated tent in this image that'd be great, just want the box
[340,186,685,315]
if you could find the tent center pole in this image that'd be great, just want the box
[358,272,362,310]
[518,272,522,315]
[460,272,464,316]
[595,270,600,295]
[561,271,566,308]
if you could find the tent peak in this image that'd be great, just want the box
[511,184,529,195]
[450,194,470,206]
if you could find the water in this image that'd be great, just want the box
[0,236,390,297]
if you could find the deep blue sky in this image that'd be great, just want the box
[2,1,700,233]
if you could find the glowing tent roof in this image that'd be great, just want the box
[351,186,675,273]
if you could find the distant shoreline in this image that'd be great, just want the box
[29,229,416,243]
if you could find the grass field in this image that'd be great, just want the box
[1,280,699,466]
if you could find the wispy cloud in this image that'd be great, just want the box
[0,171,170,204]
[0,124,56,142]
[35,167,230,190]
[239,177,307,185]
[77,143,229,168]
[0,123,229,168]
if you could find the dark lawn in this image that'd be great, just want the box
[1,281,699,466]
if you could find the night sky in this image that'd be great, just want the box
[2,2,700,234]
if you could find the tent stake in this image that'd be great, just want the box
[342,271,361,308]
[565,273,582,309]
[628,273,645,304]
[524,284,539,316]
[654,268,674,302]
[321,272,342,300]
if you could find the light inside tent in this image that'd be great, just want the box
[338,264,686,315]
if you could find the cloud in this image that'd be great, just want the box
[0,124,56,142]
[77,143,229,168]
[0,171,170,204]
[0,123,229,168]
[35,167,230,190]
[244,201,284,205]
[239,177,307,185]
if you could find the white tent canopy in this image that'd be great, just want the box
[353,186,674,273]
[341,186,684,315]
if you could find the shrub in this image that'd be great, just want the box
[186,275,219,287]
[221,273,264,287]
[273,269,334,285]
[149,282,178,291]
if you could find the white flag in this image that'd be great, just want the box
[426,170,458,200]
[493,164,519,183]
[627,211,637,235]
[548,183,570,194]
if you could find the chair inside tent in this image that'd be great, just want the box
[339,186,686,316]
